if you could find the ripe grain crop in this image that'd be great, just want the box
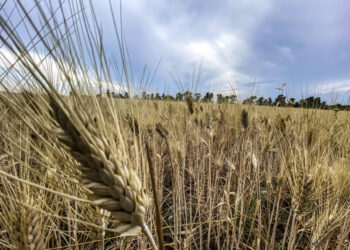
[0,1,350,249]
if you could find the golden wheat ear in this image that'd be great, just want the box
[48,97,157,247]
[20,205,46,250]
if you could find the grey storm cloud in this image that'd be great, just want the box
[92,0,350,100]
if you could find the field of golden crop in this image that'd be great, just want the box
[0,95,350,249]
[1,1,350,249]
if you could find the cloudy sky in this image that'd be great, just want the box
[2,0,350,102]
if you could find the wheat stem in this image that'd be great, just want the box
[0,169,91,203]
[141,222,158,250]
[145,140,165,250]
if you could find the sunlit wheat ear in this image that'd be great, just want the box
[49,99,150,237]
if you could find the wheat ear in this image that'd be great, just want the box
[20,204,45,250]
[49,99,157,249]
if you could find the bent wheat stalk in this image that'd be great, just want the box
[49,99,157,249]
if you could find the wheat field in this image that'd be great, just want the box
[1,96,350,249]
[0,1,350,249]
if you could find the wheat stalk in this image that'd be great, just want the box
[98,208,110,249]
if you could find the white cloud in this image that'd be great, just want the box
[0,48,123,94]
[279,47,294,61]
[316,80,350,94]
[89,0,272,94]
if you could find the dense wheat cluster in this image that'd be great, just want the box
[0,0,350,249]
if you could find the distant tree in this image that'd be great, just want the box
[293,101,301,107]
[217,93,224,104]
[155,93,161,100]
[334,103,342,109]
[267,97,273,106]
[184,91,192,98]
[202,92,214,103]
[287,98,295,107]
[320,101,327,109]
[228,94,237,103]
[305,97,314,108]
[194,93,201,102]
[274,94,286,106]
[165,94,174,101]
[176,92,184,101]
[256,97,266,106]
[314,97,321,108]
[243,96,257,104]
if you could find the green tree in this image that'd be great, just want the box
[228,94,237,103]
[256,97,266,106]
[288,98,295,107]
[243,96,257,104]
[155,93,161,100]
[194,93,201,102]
[267,97,273,106]
[176,92,184,101]
[217,93,224,103]
[202,92,214,103]
[274,94,286,106]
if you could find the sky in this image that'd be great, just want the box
[2,0,350,103]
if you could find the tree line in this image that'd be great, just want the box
[105,90,350,111]
[241,94,350,110]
